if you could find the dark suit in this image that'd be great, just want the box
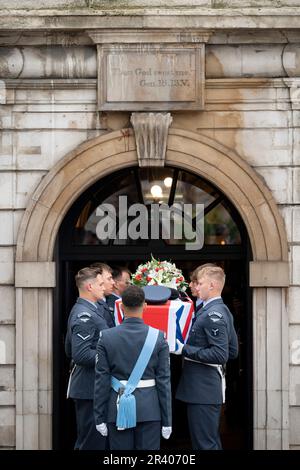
[97,297,117,328]
[176,298,238,450]
[94,317,172,450]
[65,298,109,450]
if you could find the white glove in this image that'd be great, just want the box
[172,339,184,355]
[96,423,108,436]
[161,426,172,439]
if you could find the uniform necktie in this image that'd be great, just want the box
[195,302,203,313]
[192,302,203,326]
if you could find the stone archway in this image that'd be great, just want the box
[15,128,289,449]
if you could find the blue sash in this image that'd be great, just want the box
[111,326,159,429]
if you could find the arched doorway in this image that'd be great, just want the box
[15,129,289,449]
[54,165,252,449]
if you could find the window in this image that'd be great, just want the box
[72,167,242,248]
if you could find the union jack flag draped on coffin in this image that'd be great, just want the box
[114,298,194,352]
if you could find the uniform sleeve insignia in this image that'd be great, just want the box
[208,311,223,318]
[77,312,92,322]
[77,333,91,341]
[208,311,223,322]
[78,312,91,318]
[211,328,219,336]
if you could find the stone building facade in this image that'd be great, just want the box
[0,1,300,450]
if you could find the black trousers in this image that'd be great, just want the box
[108,421,161,450]
[74,399,107,450]
[187,403,222,450]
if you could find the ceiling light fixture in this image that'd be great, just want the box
[164,177,173,188]
[150,184,163,198]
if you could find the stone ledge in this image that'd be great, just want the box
[250,261,289,287]
[15,262,55,288]
[2,11,300,30]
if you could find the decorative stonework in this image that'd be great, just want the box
[130,112,172,167]
[16,128,288,262]
[87,30,209,111]
[97,43,204,111]
[0,46,96,79]
[14,129,289,450]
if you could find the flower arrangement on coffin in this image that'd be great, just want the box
[132,255,188,292]
[116,256,193,352]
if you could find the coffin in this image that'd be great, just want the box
[114,298,194,352]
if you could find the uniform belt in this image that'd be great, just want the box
[184,357,223,369]
[184,357,226,403]
[118,379,155,388]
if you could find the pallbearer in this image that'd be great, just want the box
[175,266,238,450]
[65,267,108,450]
[94,285,172,450]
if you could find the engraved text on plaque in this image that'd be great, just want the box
[98,44,205,111]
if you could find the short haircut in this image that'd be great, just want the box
[122,285,145,310]
[198,266,226,289]
[190,263,216,282]
[112,266,131,281]
[75,267,101,290]
[89,262,112,274]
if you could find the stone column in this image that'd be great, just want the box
[15,262,55,449]
[250,262,289,449]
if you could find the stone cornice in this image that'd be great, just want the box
[0,77,291,108]
[2,9,300,30]
[2,30,300,46]
[1,7,300,16]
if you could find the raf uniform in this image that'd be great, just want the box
[176,297,238,450]
[97,297,116,328]
[94,317,172,450]
[65,298,109,450]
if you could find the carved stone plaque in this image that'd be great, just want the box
[97,44,205,111]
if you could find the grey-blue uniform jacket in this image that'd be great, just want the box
[176,298,238,404]
[65,298,109,399]
[94,317,172,427]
